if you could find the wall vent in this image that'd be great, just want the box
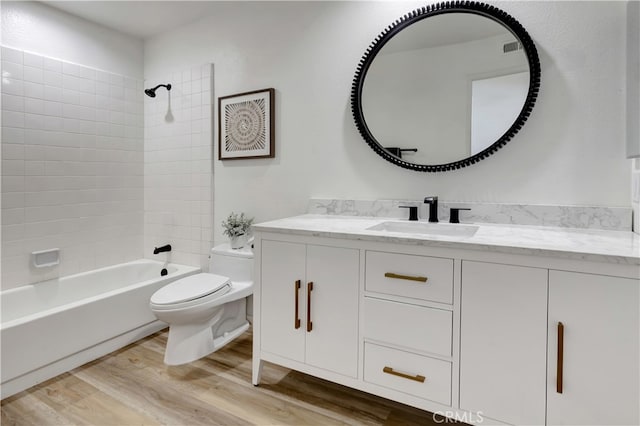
[503,41,523,54]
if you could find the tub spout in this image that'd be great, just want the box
[153,244,172,255]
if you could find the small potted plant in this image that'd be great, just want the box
[221,212,254,249]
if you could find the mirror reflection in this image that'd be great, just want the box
[362,13,530,165]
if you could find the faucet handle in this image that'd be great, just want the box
[399,206,419,221]
[449,208,471,224]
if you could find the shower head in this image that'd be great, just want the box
[144,83,172,98]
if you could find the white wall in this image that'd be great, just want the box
[629,1,640,234]
[627,0,639,158]
[145,1,631,246]
[0,1,143,78]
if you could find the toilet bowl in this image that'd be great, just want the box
[150,243,253,365]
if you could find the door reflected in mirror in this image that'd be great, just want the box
[471,71,529,155]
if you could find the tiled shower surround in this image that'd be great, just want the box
[1,47,144,289]
[144,65,213,270]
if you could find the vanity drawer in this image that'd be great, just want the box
[363,297,452,356]
[364,343,452,405]
[365,251,453,304]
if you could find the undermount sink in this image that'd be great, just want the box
[367,221,479,238]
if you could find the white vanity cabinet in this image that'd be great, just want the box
[460,262,640,426]
[253,223,639,426]
[547,271,639,426]
[258,239,360,378]
[459,261,548,425]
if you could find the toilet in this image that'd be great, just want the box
[150,243,253,365]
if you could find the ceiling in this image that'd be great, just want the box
[43,1,220,39]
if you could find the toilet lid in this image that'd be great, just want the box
[150,273,231,305]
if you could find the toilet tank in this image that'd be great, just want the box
[209,243,254,282]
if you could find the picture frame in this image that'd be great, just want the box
[218,88,275,160]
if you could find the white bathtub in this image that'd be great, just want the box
[0,259,200,399]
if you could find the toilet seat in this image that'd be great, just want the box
[150,273,231,310]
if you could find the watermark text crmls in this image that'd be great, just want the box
[433,411,484,424]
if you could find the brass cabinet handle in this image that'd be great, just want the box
[383,366,426,383]
[384,272,428,283]
[294,280,301,329]
[557,322,564,394]
[306,282,313,332]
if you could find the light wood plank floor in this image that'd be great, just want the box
[1,330,457,426]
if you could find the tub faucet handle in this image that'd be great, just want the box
[153,244,172,255]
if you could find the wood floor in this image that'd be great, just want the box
[1,330,454,426]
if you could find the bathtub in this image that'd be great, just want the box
[0,259,200,399]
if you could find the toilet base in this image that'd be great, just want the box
[163,298,249,365]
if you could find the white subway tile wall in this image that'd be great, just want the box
[144,64,213,270]
[1,46,144,289]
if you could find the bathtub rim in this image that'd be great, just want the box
[1,259,200,330]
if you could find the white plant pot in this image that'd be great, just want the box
[229,234,248,249]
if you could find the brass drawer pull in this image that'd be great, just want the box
[383,366,426,383]
[294,280,301,330]
[557,322,564,394]
[306,282,313,332]
[384,272,428,283]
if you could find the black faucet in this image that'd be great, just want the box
[153,244,171,255]
[423,196,439,223]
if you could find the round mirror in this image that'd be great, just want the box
[351,2,541,172]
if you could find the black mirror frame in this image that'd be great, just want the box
[350,1,541,172]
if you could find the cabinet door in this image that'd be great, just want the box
[260,240,306,363]
[548,271,639,426]
[460,261,547,426]
[305,245,359,378]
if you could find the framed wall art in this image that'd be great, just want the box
[218,88,275,160]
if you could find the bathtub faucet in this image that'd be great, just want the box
[153,244,172,255]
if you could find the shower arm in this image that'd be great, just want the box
[151,84,171,91]
[144,83,172,97]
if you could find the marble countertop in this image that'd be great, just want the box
[253,214,640,266]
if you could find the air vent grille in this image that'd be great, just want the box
[503,41,523,53]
